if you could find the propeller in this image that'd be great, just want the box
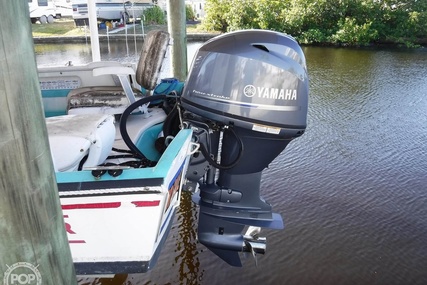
[243,226,266,266]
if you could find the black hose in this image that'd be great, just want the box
[119,95,167,160]
[199,127,244,170]
[78,155,88,171]
[112,147,134,154]
[163,104,180,138]
[120,95,243,170]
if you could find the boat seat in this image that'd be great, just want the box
[67,86,144,115]
[46,114,116,172]
[66,30,170,115]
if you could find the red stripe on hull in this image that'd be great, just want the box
[62,202,121,210]
[131,200,160,207]
[62,200,160,210]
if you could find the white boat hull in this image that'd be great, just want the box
[39,56,195,274]
[56,128,193,274]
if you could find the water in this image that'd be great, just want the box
[34,40,201,75]
[34,42,427,285]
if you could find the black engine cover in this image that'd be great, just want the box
[181,29,308,139]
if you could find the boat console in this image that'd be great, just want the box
[180,30,309,266]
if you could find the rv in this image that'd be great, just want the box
[72,0,154,26]
[29,0,62,24]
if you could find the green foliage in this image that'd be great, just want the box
[332,18,379,46]
[186,5,196,21]
[202,0,230,32]
[299,29,330,45]
[202,0,427,47]
[254,0,290,31]
[142,5,166,25]
[224,0,259,31]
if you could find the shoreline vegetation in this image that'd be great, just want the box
[31,18,219,43]
[201,0,427,48]
[32,15,426,48]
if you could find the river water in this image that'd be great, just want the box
[34,42,427,285]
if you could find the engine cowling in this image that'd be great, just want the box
[181,29,308,138]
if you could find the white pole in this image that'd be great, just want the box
[87,0,101,61]
[141,15,145,38]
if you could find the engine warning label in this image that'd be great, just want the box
[252,124,281,134]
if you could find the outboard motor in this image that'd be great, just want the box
[180,30,308,266]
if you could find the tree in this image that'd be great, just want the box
[142,5,166,25]
[201,0,427,46]
[186,5,196,21]
[202,0,230,32]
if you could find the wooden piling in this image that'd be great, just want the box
[167,0,188,81]
[0,1,76,284]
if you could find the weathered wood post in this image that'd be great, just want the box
[0,1,76,284]
[167,0,188,81]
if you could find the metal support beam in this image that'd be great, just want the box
[0,1,76,284]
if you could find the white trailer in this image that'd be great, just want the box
[29,0,62,24]
[72,0,153,26]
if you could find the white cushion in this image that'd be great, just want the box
[46,114,115,172]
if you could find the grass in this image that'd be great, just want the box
[32,18,85,37]
[31,17,214,37]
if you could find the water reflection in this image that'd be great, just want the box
[34,41,203,73]
[34,43,93,66]
[76,192,203,285]
[77,274,128,285]
[171,192,204,284]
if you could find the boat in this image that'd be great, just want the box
[39,30,195,275]
[71,0,154,26]
[39,27,308,274]
[29,0,62,24]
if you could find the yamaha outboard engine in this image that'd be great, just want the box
[180,30,308,266]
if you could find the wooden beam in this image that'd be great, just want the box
[0,1,76,284]
[167,0,188,81]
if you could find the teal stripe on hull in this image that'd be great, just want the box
[45,111,67,117]
[42,89,71,98]
[56,129,192,184]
